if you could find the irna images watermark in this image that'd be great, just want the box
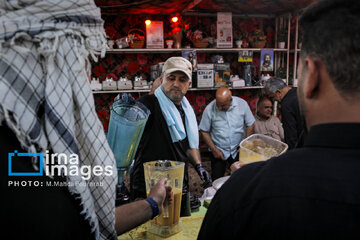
[8,150,114,182]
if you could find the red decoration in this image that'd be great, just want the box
[250,99,257,110]
[196,96,206,108]
[128,61,140,73]
[106,73,118,81]
[137,54,148,65]
[141,65,150,73]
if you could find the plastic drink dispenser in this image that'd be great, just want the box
[144,160,185,237]
[107,93,150,183]
[107,93,150,205]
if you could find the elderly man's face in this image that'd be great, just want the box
[258,98,273,119]
[216,96,232,111]
[162,71,191,104]
[266,90,282,102]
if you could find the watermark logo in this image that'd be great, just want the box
[8,150,113,181]
[8,150,43,176]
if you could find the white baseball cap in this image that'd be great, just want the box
[162,57,192,81]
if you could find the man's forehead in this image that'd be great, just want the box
[263,102,273,107]
[166,71,189,79]
[259,100,271,107]
[263,98,272,104]
[216,96,231,104]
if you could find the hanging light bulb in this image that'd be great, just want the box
[145,20,151,26]
[171,16,179,23]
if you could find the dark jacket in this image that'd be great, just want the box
[130,94,190,200]
[0,123,94,240]
[280,88,305,149]
[199,123,360,239]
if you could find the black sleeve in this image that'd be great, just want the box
[198,177,237,239]
[197,162,266,240]
[138,94,155,111]
[281,103,299,149]
[138,94,156,128]
[0,124,94,240]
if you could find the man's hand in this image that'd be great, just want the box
[200,131,225,160]
[115,178,172,235]
[212,147,225,160]
[230,161,244,174]
[148,178,173,215]
[195,164,212,183]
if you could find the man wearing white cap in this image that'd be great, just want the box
[130,57,211,216]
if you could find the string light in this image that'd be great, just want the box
[171,17,179,23]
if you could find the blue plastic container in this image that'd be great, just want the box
[107,94,150,183]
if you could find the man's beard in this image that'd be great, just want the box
[163,86,185,103]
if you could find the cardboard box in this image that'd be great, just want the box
[214,63,231,87]
[90,78,102,91]
[102,80,117,91]
[217,12,233,48]
[232,80,245,88]
[133,80,150,89]
[117,80,133,90]
[146,21,164,49]
[197,70,214,88]
[197,64,214,70]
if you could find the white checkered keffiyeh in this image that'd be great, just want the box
[0,1,117,239]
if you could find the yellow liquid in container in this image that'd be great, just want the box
[239,149,267,164]
[239,134,288,165]
[144,161,184,237]
[149,191,182,226]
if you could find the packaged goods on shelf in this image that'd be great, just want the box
[197,64,214,88]
[214,63,231,87]
[117,78,133,90]
[90,78,102,91]
[102,78,117,91]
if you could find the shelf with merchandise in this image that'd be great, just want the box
[105,48,288,54]
[92,86,264,94]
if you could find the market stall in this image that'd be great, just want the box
[91,0,313,238]
[3,1,360,239]
[92,0,313,131]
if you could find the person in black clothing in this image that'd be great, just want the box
[1,124,95,240]
[1,1,171,238]
[198,0,360,239]
[131,57,211,216]
[264,77,304,149]
[1,121,171,239]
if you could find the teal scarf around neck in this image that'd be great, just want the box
[154,87,199,149]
